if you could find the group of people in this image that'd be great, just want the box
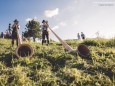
[1,19,86,47]
[0,19,50,47]
[77,32,85,40]
[12,19,50,46]
[0,31,12,38]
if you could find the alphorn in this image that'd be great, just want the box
[49,27,74,52]
[15,31,34,58]
[49,27,90,58]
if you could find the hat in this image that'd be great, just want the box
[14,19,19,22]
[42,20,45,23]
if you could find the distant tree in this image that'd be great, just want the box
[24,19,41,42]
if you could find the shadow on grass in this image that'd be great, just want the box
[45,56,66,72]
[0,53,17,67]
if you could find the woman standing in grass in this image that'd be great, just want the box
[11,19,20,47]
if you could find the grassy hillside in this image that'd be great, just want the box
[0,38,115,86]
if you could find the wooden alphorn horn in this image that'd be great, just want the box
[15,31,34,58]
[49,27,74,52]
[49,27,90,58]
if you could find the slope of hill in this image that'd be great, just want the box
[0,38,115,86]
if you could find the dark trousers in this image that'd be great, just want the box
[42,30,49,45]
[12,39,18,47]
[11,32,18,46]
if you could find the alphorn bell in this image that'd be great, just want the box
[15,31,34,58]
[49,27,90,58]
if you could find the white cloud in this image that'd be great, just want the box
[44,8,59,18]
[33,16,38,20]
[25,18,32,22]
[50,22,66,31]
[52,25,59,30]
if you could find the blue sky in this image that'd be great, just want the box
[0,0,115,41]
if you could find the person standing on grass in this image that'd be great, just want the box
[41,20,49,46]
[77,33,81,40]
[11,19,20,47]
[81,32,85,40]
[1,32,4,38]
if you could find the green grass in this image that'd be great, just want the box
[0,38,115,86]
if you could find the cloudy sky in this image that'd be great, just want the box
[0,0,115,41]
